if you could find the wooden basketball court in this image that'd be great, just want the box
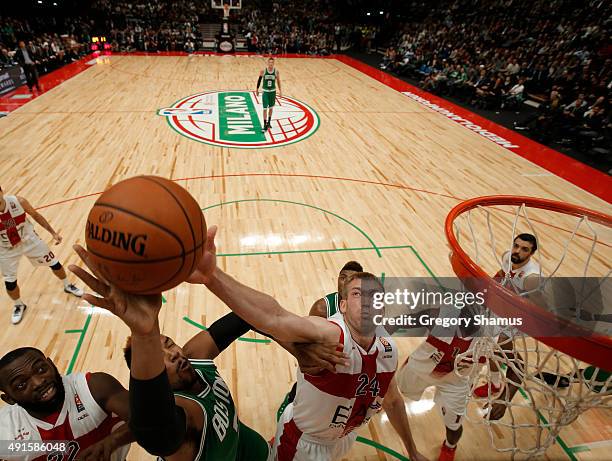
[1,54,610,460]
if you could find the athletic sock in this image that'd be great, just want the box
[445,440,457,449]
[62,278,70,289]
[491,371,501,387]
[14,298,24,306]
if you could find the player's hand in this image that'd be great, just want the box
[277,91,282,98]
[294,342,349,374]
[76,434,117,460]
[52,232,62,245]
[187,225,218,285]
[69,244,162,336]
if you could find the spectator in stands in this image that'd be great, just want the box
[502,77,526,108]
[0,47,14,68]
[14,40,40,92]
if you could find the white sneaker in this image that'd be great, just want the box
[64,283,84,297]
[12,304,27,325]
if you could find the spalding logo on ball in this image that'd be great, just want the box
[85,176,206,294]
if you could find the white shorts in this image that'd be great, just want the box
[0,235,59,283]
[396,360,470,431]
[269,403,357,461]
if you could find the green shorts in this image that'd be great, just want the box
[262,91,276,108]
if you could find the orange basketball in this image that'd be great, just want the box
[85,176,206,294]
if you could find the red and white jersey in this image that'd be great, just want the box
[291,312,398,440]
[0,196,35,248]
[497,251,541,292]
[408,334,475,377]
[0,373,128,460]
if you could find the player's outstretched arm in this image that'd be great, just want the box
[206,268,337,343]
[382,376,431,461]
[18,196,61,244]
[69,246,190,457]
[188,226,339,343]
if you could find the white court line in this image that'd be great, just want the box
[521,173,553,177]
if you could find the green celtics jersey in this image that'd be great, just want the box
[167,359,268,461]
[262,68,277,92]
[324,292,339,317]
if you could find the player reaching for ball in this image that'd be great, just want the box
[70,227,427,461]
[69,241,347,461]
[0,186,82,325]
[187,227,428,461]
[256,57,282,132]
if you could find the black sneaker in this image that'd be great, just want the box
[261,121,268,132]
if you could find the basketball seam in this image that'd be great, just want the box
[140,176,199,276]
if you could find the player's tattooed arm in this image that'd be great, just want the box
[18,196,61,243]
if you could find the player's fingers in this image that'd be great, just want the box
[206,225,218,251]
[69,264,110,297]
[73,244,110,283]
[325,353,348,368]
[83,293,116,314]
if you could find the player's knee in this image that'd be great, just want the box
[5,280,18,291]
[50,262,62,271]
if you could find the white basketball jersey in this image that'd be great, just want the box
[500,251,541,291]
[0,195,35,248]
[291,312,398,440]
[0,373,129,460]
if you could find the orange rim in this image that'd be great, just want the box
[445,196,612,370]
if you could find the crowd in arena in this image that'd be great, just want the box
[1,0,610,160]
[0,16,89,76]
[93,0,205,52]
[239,1,345,55]
[379,0,611,153]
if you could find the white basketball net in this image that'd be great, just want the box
[451,202,612,459]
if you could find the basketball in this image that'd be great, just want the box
[85,176,206,294]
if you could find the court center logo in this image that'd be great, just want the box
[158,90,319,149]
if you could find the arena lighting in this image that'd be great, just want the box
[380,10,384,14]
[366,12,371,16]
